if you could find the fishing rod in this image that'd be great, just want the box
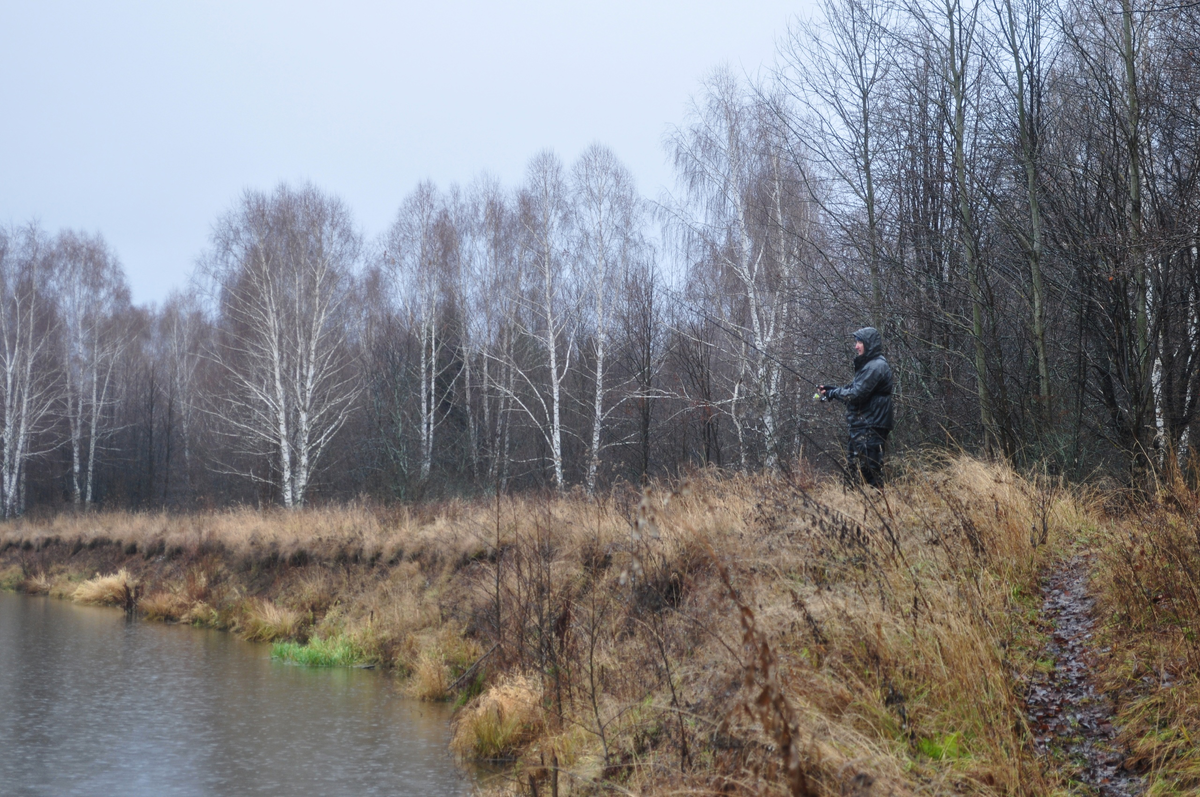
[656,281,909,559]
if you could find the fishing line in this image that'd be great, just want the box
[656,285,875,474]
[657,283,825,389]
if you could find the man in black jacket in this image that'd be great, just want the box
[818,327,894,487]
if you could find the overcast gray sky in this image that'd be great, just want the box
[1,0,811,305]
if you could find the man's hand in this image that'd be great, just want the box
[817,385,829,400]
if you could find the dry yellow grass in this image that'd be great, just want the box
[72,569,138,607]
[410,649,450,701]
[404,626,485,701]
[133,567,218,623]
[239,598,303,642]
[0,455,1109,795]
[422,454,1082,794]
[0,503,398,572]
[138,590,193,621]
[20,570,52,595]
[1087,463,1200,795]
[452,673,544,760]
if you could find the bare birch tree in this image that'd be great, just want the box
[159,290,208,500]
[52,230,130,506]
[204,183,362,508]
[572,144,646,493]
[488,151,576,490]
[466,176,521,489]
[381,182,460,482]
[0,225,59,518]
[667,69,795,469]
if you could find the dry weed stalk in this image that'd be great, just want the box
[710,548,817,797]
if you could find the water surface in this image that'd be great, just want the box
[0,591,472,796]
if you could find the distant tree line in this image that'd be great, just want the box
[2,0,1198,513]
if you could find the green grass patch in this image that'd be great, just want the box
[272,636,369,667]
[0,566,24,591]
[917,732,965,761]
[453,670,488,709]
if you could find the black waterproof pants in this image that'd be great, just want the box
[848,428,887,488]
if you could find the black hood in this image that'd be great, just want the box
[828,325,894,433]
[854,327,884,362]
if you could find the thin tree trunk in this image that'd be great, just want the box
[1121,0,1151,479]
[465,346,479,482]
[586,332,605,494]
[544,247,565,491]
[945,0,997,453]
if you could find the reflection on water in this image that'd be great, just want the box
[0,591,472,796]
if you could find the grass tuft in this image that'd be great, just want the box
[271,635,368,667]
[410,649,450,700]
[20,570,52,595]
[0,565,23,591]
[138,590,192,621]
[240,599,303,642]
[451,673,543,761]
[917,732,965,761]
[72,569,138,607]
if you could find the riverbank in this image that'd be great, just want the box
[3,455,1192,795]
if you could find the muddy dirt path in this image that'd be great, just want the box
[1024,555,1142,796]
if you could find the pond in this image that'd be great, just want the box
[0,590,473,796]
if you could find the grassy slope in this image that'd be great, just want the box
[0,455,1131,795]
[1088,469,1200,796]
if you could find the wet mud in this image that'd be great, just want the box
[1024,556,1142,796]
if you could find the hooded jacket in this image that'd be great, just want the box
[828,327,894,434]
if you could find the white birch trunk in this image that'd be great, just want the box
[0,228,58,519]
[586,330,605,494]
[465,346,479,481]
[84,346,118,505]
[544,254,565,491]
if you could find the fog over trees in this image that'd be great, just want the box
[4,0,1199,511]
